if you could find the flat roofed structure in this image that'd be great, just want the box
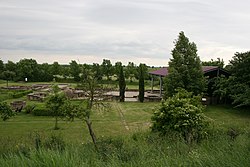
[149,66,230,96]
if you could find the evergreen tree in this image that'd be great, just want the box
[118,64,126,102]
[165,31,205,97]
[138,64,146,102]
[69,60,81,82]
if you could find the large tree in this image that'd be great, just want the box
[5,61,17,73]
[165,31,205,97]
[38,63,54,82]
[101,59,113,81]
[50,61,62,76]
[228,51,250,108]
[17,59,39,81]
[69,60,81,81]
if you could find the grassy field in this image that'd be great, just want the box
[0,103,249,142]
[0,103,249,166]
[0,81,249,166]
[0,102,157,143]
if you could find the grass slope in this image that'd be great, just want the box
[0,103,249,166]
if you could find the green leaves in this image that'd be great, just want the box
[229,51,250,108]
[0,102,15,121]
[152,89,208,143]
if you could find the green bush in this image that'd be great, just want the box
[9,90,33,98]
[44,134,65,151]
[32,107,53,116]
[23,104,36,114]
[152,89,209,143]
[0,102,15,121]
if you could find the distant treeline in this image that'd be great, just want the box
[0,59,151,82]
[0,57,228,83]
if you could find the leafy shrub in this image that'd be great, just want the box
[0,102,15,121]
[151,89,209,143]
[96,137,139,162]
[44,134,65,151]
[32,107,53,116]
[24,104,36,114]
[9,90,33,98]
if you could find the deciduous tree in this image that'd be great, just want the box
[228,51,250,108]
[2,70,15,87]
[69,60,81,82]
[101,59,113,81]
[46,85,67,130]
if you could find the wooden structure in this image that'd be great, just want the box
[27,92,47,101]
[10,100,26,112]
[149,66,230,97]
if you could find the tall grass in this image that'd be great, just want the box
[0,129,249,167]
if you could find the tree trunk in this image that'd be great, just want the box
[85,117,98,150]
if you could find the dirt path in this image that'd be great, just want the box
[112,102,130,131]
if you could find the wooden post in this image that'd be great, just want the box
[151,75,154,93]
[160,76,162,97]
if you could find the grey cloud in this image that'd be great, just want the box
[0,0,250,66]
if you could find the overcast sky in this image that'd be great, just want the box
[0,0,249,66]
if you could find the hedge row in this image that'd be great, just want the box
[9,90,33,98]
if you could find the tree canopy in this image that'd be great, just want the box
[229,51,250,108]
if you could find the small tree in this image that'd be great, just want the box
[2,70,15,87]
[0,102,15,121]
[118,65,126,102]
[46,85,67,130]
[73,73,110,149]
[138,64,146,102]
[152,89,208,144]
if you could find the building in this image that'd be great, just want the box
[149,66,230,97]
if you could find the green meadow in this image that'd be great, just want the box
[0,101,250,166]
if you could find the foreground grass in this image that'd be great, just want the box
[0,103,249,166]
[0,131,249,167]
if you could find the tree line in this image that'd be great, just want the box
[0,59,149,83]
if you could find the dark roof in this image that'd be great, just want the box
[149,66,225,77]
